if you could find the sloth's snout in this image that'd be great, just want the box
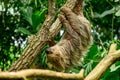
[46,48,52,54]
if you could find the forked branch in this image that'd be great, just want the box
[85,44,120,80]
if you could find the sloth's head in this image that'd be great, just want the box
[46,45,65,71]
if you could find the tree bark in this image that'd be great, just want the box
[0,69,84,80]
[8,0,78,71]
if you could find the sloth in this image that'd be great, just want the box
[46,7,93,71]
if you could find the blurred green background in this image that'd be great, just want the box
[0,0,120,79]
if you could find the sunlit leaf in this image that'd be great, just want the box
[10,54,14,59]
[110,61,120,72]
[35,0,37,8]
[115,0,119,2]
[94,6,120,18]
[115,9,120,16]
[31,8,47,29]
[94,8,115,18]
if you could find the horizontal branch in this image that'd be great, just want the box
[0,69,84,80]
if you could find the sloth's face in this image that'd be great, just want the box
[46,45,65,71]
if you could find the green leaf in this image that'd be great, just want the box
[71,68,80,73]
[85,44,99,60]
[28,0,32,4]
[35,0,37,7]
[115,0,119,2]
[94,8,115,18]
[95,6,120,18]
[110,61,120,72]
[10,54,14,59]
[31,8,47,29]
[17,27,31,35]
[21,7,33,26]
[115,9,120,16]
[84,61,93,76]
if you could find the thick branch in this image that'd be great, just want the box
[49,0,79,38]
[85,44,120,80]
[0,69,84,80]
[48,0,56,16]
[9,0,56,71]
[37,0,56,38]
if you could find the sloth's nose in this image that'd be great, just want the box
[46,48,51,54]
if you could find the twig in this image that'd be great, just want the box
[108,44,116,53]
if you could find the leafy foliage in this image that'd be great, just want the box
[0,0,120,79]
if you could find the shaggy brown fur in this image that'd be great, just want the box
[46,7,93,71]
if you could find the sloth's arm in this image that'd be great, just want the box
[58,14,78,38]
[60,7,81,34]
[60,7,91,40]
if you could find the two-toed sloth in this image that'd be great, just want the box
[46,7,93,71]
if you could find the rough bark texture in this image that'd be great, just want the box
[8,0,78,71]
[9,0,56,71]
[0,69,84,80]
